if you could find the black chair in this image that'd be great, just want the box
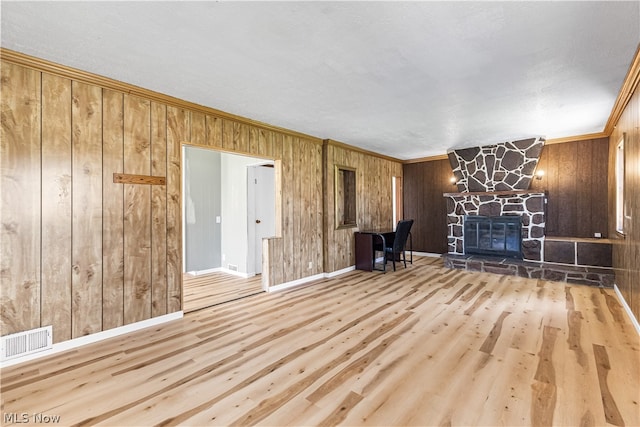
[384,219,414,271]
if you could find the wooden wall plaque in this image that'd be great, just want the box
[113,173,166,185]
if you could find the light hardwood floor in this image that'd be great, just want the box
[1,256,638,426]
[183,272,263,313]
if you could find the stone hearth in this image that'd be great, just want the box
[443,253,614,288]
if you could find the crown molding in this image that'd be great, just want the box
[604,43,640,136]
[545,132,609,145]
[0,48,323,144]
[403,154,450,164]
[323,139,403,163]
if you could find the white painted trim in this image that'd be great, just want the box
[221,268,254,278]
[267,273,325,293]
[268,252,444,293]
[325,265,356,278]
[0,311,183,368]
[187,267,222,276]
[614,285,640,336]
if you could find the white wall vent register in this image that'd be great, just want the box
[1,326,53,362]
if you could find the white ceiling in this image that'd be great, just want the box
[2,1,639,160]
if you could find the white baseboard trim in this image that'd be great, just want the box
[221,268,253,278]
[186,267,222,276]
[267,253,447,293]
[268,272,326,293]
[325,265,356,278]
[614,284,640,336]
[187,267,253,279]
[0,311,184,368]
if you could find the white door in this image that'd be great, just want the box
[250,165,275,274]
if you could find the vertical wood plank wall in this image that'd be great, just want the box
[402,159,453,254]
[530,137,609,238]
[1,55,327,342]
[323,141,403,272]
[608,84,639,324]
[1,62,41,336]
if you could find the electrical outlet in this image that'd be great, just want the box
[308,261,313,270]
[594,232,602,238]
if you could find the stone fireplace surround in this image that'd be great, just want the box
[444,137,547,261]
[445,191,546,261]
[442,137,613,288]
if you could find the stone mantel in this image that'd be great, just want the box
[443,190,547,198]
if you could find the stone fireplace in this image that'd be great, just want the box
[442,136,614,288]
[444,137,546,261]
[445,191,546,261]
[464,215,522,259]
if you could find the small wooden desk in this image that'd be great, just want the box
[354,229,395,271]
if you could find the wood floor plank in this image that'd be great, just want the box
[1,256,638,427]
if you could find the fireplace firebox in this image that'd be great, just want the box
[464,215,522,259]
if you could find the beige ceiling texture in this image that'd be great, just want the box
[1,1,639,160]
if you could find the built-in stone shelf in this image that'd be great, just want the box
[443,253,615,288]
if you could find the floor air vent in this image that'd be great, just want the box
[1,326,53,362]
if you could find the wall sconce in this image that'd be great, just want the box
[535,170,545,180]
[450,176,457,185]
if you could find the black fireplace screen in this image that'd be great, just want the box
[464,215,522,259]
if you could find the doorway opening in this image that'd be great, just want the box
[181,145,276,311]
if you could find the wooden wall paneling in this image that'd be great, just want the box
[294,138,304,280]
[40,73,72,342]
[575,140,593,237]
[401,159,450,254]
[264,237,284,287]
[282,135,295,282]
[249,127,259,155]
[591,138,610,237]
[630,93,639,320]
[258,129,271,158]
[0,62,42,336]
[190,111,206,146]
[362,154,372,228]
[221,118,234,151]
[273,134,284,236]
[540,144,559,235]
[151,102,168,317]
[609,86,640,324]
[556,142,578,236]
[322,141,402,272]
[233,122,249,153]
[437,159,454,252]
[533,139,609,239]
[102,89,125,331]
[166,106,187,312]
[71,81,103,338]
[322,143,332,272]
[123,94,152,324]
[313,142,324,275]
[402,163,416,243]
[402,163,424,250]
[205,115,223,149]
